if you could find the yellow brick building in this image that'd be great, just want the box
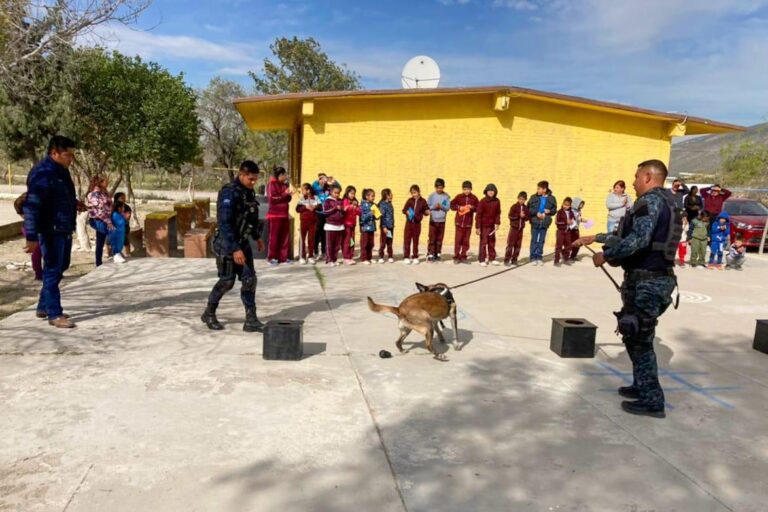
[234,86,743,254]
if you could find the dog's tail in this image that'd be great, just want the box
[367,297,400,317]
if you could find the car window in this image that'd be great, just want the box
[723,201,768,216]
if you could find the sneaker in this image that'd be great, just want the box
[412,258,420,265]
[388,258,395,263]
[268,259,279,267]
[299,258,307,264]
[491,260,500,266]
[308,257,316,264]
[403,258,411,264]
[113,253,126,264]
[504,260,511,267]
[427,254,434,262]
[554,262,562,267]
[363,260,371,265]
[283,260,294,265]
[349,259,356,265]
[377,258,385,264]
[436,253,442,261]
[479,261,488,267]
[453,259,460,265]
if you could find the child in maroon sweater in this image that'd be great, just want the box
[450,180,479,264]
[266,166,294,265]
[402,184,430,264]
[323,185,345,265]
[504,191,528,266]
[341,185,360,265]
[476,184,501,266]
[296,183,320,264]
[554,197,576,266]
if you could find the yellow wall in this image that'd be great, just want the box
[299,93,671,252]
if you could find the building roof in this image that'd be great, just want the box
[234,85,746,135]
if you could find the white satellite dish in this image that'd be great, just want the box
[401,56,440,89]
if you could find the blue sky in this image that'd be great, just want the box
[93,0,768,126]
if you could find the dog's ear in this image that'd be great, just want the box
[415,282,428,292]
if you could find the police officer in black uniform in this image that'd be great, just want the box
[574,160,682,418]
[201,160,265,332]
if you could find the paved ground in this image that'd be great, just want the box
[1,253,767,511]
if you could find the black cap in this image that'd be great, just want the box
[462,180,472,189]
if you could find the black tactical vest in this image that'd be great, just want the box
[616,188,683,271]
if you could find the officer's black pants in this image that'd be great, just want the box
[620,274,676,407]
[208,247,256,309]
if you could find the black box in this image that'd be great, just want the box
[550,318,596,358]
[263,320,304,360]
[754,320,768,355]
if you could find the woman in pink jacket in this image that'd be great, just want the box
[266,167,294,265]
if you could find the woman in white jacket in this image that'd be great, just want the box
[605,180,633,234]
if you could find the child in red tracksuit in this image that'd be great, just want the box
[296,183,320,264]
[342,185,360,265]
[504,191,528,266]
[402,184,430,264]
[323,184,345,265]
[554,197,576,266]
[476,183,501,266]
[450,180,479,264]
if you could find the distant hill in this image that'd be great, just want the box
[670,122,768,176]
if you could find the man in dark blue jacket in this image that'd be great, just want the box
[23,136,79,328]
[201,160,266,332]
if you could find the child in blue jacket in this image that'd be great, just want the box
[378,188,395,263]
[359,188,378,264]
[708,211,730,268]
[111,201,129,264]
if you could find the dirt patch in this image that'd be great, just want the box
[0,237,95,320]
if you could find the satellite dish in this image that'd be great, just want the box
[401,56,440,89]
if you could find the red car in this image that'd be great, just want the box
[722,198,768,248]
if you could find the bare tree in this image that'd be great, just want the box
[0,0,151,88]
[197,77,248,181]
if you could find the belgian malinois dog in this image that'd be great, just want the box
[367,283,459,359]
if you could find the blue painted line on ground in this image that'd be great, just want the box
[587,362,742,411]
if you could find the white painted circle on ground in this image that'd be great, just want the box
[678,291,712,304]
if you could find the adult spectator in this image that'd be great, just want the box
[14,193,43,280]
[266,166,294,265]
[701,184,732,216]
[669,178,689,210]
[23,136,80,328]
[605,180,633,234]
[683,186,703,237]
[86,176,114,267]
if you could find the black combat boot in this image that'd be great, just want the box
[618,386,640,399]
[201,304,224,330]
[621,400,666,418]
[243,307,265,333]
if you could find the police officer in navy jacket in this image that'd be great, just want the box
[202,160,266,332]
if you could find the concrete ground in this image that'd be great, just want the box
[1,253,767,511]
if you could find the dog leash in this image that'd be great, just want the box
[449,252,555,290]
[584,245,622,292]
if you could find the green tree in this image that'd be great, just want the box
[247,37,361,176]
[72,49,200,206]
[720,142,768,187]
[250,36,361,94]
[198,77,249,180]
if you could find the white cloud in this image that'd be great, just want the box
[493,0,538,10]
[86,24,263,65]
[437,0,471,5]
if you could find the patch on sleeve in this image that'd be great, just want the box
[222,199,231,205]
